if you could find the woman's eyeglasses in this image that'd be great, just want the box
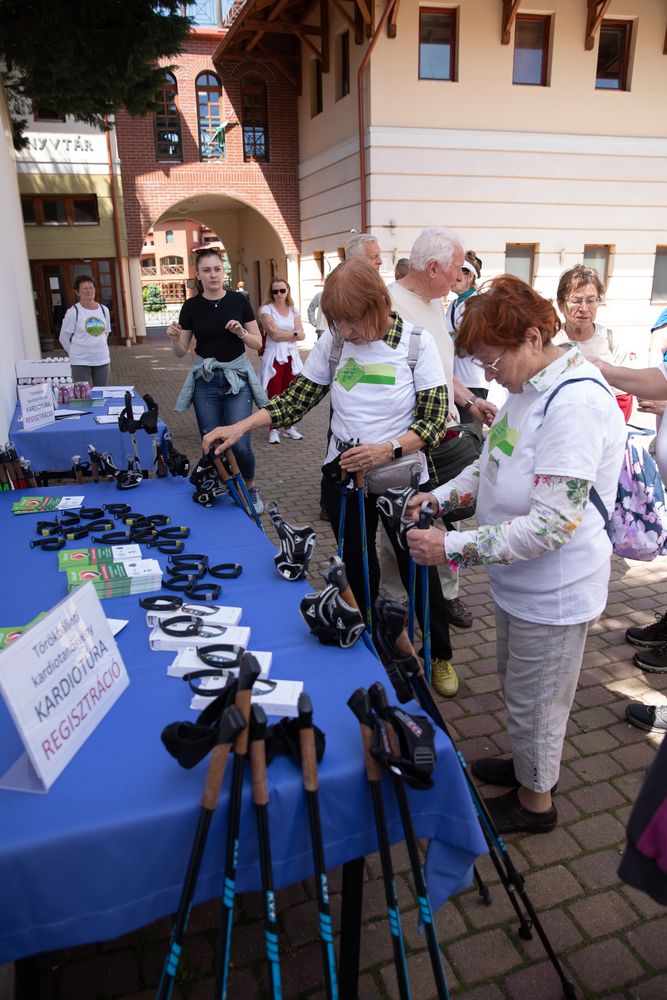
[272,288,288,295]
[471,348,507,376]
[565,297,600,309]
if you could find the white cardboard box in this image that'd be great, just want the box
[190,677,302,716]
[149,623,250,652]
[144,604,243,629]
[168,647,272,679]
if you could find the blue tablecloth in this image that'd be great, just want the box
[0,480,486,963]
[9,394,168,473]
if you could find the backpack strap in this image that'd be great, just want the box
[66,304,80,346]
[328,322,422,382]
[543,376,614,540]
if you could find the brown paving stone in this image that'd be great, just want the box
[569,782,627,815]
[456,880,519,929]
[459,692,505,713]
[572,684,618,708]
[517,828,581,867]
[280,939,334,996]
[447,927,523,983]
[519,907,583,959]
[567,937,644,992]
[569,850,624,891]
[455,713,503,739]
[570,705,619,730]
[610,742,659,771]
[629,973,667,999]
[626,916,667,971]
[357,917,397,971]
[519,865,584,909]
[570,813,625,851]
[568,888,638,938]
[614,771,648,803]
[381,948,458,999]
[569,729,621,754]
[465,674,502,695]
[505,959,576,1000]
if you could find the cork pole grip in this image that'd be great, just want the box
[233,688,253,756]
[202,743,232,812]
[212,454,231,483]
[250,740,269,806]
[225,449,241,475]
[298,727,319,793]
[361,722,382,783]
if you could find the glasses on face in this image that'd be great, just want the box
[566,297,600,309]
[272,288,288,295]
[471,349,506,376]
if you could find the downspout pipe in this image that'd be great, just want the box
[104,119,133,346]
[357,0,395,233]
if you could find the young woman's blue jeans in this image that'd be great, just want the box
[192,371,256,481]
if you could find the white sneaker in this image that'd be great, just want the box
[284,426,303,440]
[268,429,280,444]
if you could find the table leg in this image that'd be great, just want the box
[338,855,364,999]
[14,956,39,999]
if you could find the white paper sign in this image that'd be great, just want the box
[18,383,55,431]
[0,582,129,792]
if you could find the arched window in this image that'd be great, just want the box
[196,72,225,161]
[241,75,269,161]
[154,72,182,162]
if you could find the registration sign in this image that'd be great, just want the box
[18,382,55,431]
[0,582,129,792]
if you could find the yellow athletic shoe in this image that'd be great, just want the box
[431,658,459,698]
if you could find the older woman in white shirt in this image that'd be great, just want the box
[406,275,626,835]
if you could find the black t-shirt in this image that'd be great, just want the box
[179,292,256,362]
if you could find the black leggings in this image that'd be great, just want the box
[321,476,453,661]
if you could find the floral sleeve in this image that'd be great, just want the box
[432,460,481,517]
[445,474,592,568]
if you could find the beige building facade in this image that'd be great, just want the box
[288,0,667,352]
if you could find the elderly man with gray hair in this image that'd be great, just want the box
[380,226,497,697]
[345,232,384,270]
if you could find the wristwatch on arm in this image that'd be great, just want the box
[389,438,402,460]
[460,397,477,412]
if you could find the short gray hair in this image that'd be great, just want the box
[409,227,463,273]
[345,233,380,258]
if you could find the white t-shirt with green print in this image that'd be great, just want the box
[59,303,111,366]
[304,319,445,485]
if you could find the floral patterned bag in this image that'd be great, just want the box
[545,377,667,561]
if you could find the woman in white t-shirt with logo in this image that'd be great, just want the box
[258,276,305,444]
[406,275,626,836]
[58,274,111,386]
[203,258,456,679]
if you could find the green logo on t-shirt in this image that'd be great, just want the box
[487,414,519,457]
[85,316,106,337]
[335,359,396,392]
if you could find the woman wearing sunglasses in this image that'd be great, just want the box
[405,274,626,835]
[259,277,306,444]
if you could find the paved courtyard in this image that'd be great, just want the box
[14,333,667,1000]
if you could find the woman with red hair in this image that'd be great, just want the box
[406,274,626,835]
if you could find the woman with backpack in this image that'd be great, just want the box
[59,274,112,386]
[405,275,626,835]
[258,276,306,444]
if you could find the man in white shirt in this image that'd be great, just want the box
[384,228,496,691]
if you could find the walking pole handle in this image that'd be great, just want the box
[296,693,319,793]
[210,450,232,484]
[233,653,261,756]
[418,500,435,530]
[348,688,382,783]
[202,705,245,811]
[225,448,241,476]
[368,683,401,758]
[249,705,269,807]
[327,556,361,612]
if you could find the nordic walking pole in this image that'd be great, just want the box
[348,688,411,1000]
[417,501,434,684]
[157,705,245,1000]
[249,704,283,999]
[355,472,374,640]
[296,693,339,1000]
[374,600,577,1000]
[368,682,450,1000]
[213,652,262,1000]
[224,449,264,532]
[337,483,347,559]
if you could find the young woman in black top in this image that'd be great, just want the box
[168,249,266,511]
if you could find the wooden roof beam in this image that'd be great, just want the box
[243,19,321,35]
[501,0,522,45]
[354,0,372,26]
[585,0,612,50]
[246,0,292,52]
[330,0,356,31]
[388,0,400,39]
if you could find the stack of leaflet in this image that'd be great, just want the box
[62,556,162,599]
[58,545,142,568]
